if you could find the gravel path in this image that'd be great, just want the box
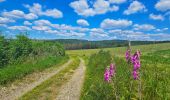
[0,59,72,100]
[56,58,86,100]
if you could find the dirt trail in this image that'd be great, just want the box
[56,58,86,100]
[0,59,72,100]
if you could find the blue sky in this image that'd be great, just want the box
[0,0,170,41]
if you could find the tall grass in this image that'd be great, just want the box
[81,50,114,99]
[0,56,69,86]
[81,49,170,99]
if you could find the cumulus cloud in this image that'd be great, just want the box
[109,0,126,4]
[24,21,32,26]
[24,3,63,18]
[123,1,147,15]
[69,0,119,17]
[155,0,170,11]
[32,26,51,31]
[2,10,38,20]
[31,19,89,37]
[77,19,89,26]
[34,19,52,26]
[149,14,164,21]
[0,17,15,24]
[100,18,132,29]
[8,26,31,31]
[25,13,38,20]
[133,24,155,31]
[90,28,109,40]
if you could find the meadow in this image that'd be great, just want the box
[0,34,170,100]
[76,43,170,100]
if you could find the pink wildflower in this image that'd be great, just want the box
[125,49,131,62]
[104,68,110,82]
[132,70,139,80]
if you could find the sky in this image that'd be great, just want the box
[0,0,170,41]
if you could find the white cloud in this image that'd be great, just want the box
[93,0,110,14]
[100,18,132,29]
[34,19,52,26]
[0,17,15,24]
[44,9,63,18]
[32,19,89,38]
[2,10,25,19]
[149,14,164,21]
[109,0,126,4]
[109,5,119,12]
[155,28,168,32]
[133,24,155,31]
[25,13,38,20]
[77,19,89,26]
[8,26,31,31]
[25,3,63,18]
[24,21,32,26]
[155,0,170,11]
[32,26,51,31]
[0,0,5,3]
[123,1,147,15]
[2,10,38,20]
[69,0,119,17]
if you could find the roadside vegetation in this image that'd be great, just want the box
[0,34,68,85]
[80,48,170,99]
[20,57,80,100]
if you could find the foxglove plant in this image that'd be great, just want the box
[125,49,131,63]
[104,63,116,82]
[131,50,141,80]
[104,68,111,82]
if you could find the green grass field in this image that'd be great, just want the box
[66,43,170,100]
[67,43,170,57]
[1,42,170,99]
[0,56,68,86]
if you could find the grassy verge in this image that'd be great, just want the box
[19,57,80,100]
[81,50,114,100]
[81,49,170,99]
[0,56,69,86]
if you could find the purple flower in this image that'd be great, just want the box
[125,49,131,62]
[104,68,110,82]
[134,60,141,70]
[130,50,141,80]
[132,70,138,80]
[110,63,115,77]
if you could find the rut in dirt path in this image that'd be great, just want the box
[56,58,86,100]
[0,59,72,100]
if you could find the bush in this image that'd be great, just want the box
[0,35,10,67]
[9,35,33,61]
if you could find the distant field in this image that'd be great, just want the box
[66,43,170,56]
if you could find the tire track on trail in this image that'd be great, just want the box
[0,59,72,100]
[56,58,86,100]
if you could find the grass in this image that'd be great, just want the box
[0,56,69,86]
[20,57,80,100]
[81,50,114,100]
[67,43,170,57]
[79,45,170,99]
